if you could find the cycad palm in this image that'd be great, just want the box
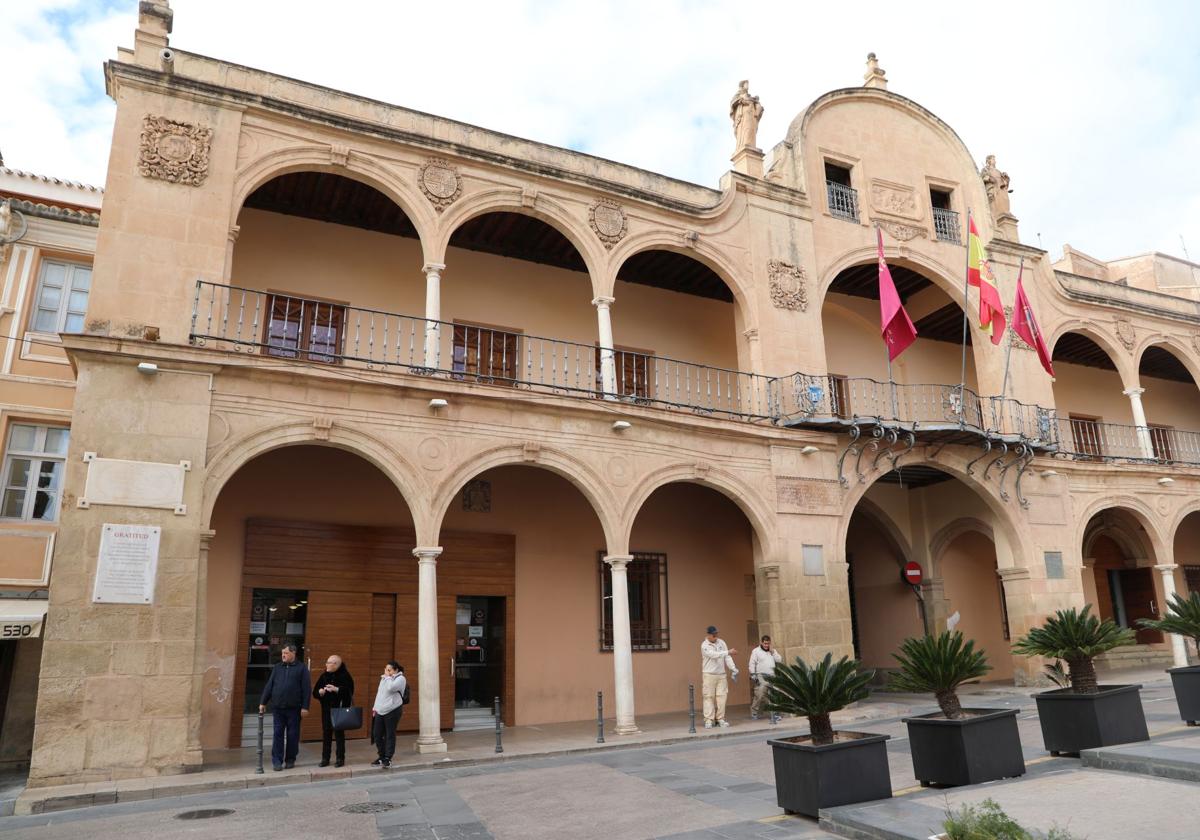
[888,631,990,719]
[764,653,874,745]
[1012,606,1135,694]
[1139,592,1200,650]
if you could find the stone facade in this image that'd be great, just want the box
[11,6,1200,785]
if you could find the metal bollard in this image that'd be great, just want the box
[596,691,605,743]
[688,684,696,734]
[494,696,503,754]
[256,711,265,774]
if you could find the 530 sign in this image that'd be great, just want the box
[1,623,35,638]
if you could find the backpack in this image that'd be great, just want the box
[401,680,411,705]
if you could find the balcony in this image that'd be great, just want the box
[190,282,776,419]
[932,207,961,243]
[1058,417,1200,464]
[826,181,859,222]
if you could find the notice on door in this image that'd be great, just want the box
[91,523,161,605]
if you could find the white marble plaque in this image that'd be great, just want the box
[92,524,161,604]
[81,455,189,514]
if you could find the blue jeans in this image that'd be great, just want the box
[272,708,301,766]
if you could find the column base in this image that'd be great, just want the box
[415,738,448,754]
[614,723,640,736]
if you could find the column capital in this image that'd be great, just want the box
[742,327,760,342]
[422,262,446,275]
[604,554,633,570]
[760,564,780,581]
[1123,387,1145,398]
[592,295,616,308]
[413,546,443,563]
[997,566,1031,582]
[1154,563,1180,573]
[227,224,240,244]
[198,529,217,549]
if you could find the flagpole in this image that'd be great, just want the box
[957,209,973,421]
[876,222,900,420]
[999,257,1023,401]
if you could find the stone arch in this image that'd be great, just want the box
[853,497,913,566]
[1074,496,1166,564]
[1134,334,1200,388]
[837,452,1030,574]
[429,443,621,551]
[1047,321,1136,390]
[928,517,995,578]
[202,419,433,542]
[818,246,966,314]
[430,189,606,292]
[1169,499,1200,547]
[619,464,777,566]
[605,231,758,334]
[230,145,438,261]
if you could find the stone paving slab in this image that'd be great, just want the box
[1081,739,1200,782]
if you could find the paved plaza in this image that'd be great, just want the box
[3,669,1200,839]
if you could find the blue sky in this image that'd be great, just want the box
[2,1,1198,265]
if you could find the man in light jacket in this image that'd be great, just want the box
[700,625,738,728]
[258,642,311,771]
[748,635,783,724]
[370,661,406,767]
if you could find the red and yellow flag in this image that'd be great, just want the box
[967,213,1006,345]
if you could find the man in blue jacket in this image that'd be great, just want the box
[258,642,311,770]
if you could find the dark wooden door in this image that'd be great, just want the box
[302,591,372,741]
[1119,568,1163,645]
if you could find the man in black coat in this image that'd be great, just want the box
[313,654,355,767]
[258,642,311,771]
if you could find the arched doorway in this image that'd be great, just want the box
[625,482,758,715]
[846,466,1015,681]
[1082,508,1164,648]
[436,464,612,728]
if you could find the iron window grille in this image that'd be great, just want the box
[932,207,961,243]
[263,292,345,363]
[598,551,670,651]
[825,181,859,222]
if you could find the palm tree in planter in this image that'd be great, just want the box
[762,653,891,818]
[1139,591,1200,725]
[888,631,1025,786]
[1013,605,1147,755]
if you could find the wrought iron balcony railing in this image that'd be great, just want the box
[190,281,778,419]
[1056,417,1200,464]
[932,207,961,243]
[826,181,859,222]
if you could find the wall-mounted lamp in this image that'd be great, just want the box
[612,420,632,432]
[800,445,819,455]
[136,362,158,375]
[1157,477,1175,486]
[428,398,448,410]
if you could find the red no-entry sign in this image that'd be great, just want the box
[902,561,923,586]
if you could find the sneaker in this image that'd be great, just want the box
[284,761,295,770]
[750,713,759,721]
[382,759,391,768]
[718,720,731,728]
[370,758,384,767]
[703,721,714,729]
[771,714,782,725]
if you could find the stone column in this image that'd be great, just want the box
[186,529,217,763]
[997,566,1039,684]
[1124,387,1155,459]
[423,263,445,369]
[604,555,638,734]
[1154,563,1189,667]
[412,547,447,752]
[593,296,617,399]
[760,564,781,642]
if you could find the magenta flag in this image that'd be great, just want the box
[1012,267,1055,377]
[877,227,917,361]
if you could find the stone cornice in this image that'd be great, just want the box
[1053,270,1200,325]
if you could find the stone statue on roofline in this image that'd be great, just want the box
[981,154,1013,218]
[730,80,764,154]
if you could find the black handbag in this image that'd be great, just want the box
[330,706,363,731]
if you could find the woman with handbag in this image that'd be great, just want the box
[370,661,406,767]
[313,654,356,767]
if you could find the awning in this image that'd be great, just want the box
[0,599,48,639]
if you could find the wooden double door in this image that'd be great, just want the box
[228,519,515,746]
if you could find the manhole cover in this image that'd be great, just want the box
[340,802,400,814]
[175,808,235,820]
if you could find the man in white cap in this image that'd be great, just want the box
[700,625,738,728]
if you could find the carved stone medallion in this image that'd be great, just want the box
[869,180,917,218]
[1003,306,1033,352]
[138,115,212,186]
[418,158,462,212]
[876,219,926,241]
[1115,318,1135,352]
[589,200,627,249]
[767,259,808,311]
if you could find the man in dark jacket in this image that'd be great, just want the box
[258,642,311,771]
[312,654,355,767]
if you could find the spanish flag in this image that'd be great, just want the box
[967,213,1006,345]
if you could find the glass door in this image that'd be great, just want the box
[244,588,308,713]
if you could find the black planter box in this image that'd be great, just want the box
[903,708,1025,787]
[1032,684,1149,755]
[1168,665,1200,725]
[769,731,891,818]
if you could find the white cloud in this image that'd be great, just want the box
[3,0,1198,262]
